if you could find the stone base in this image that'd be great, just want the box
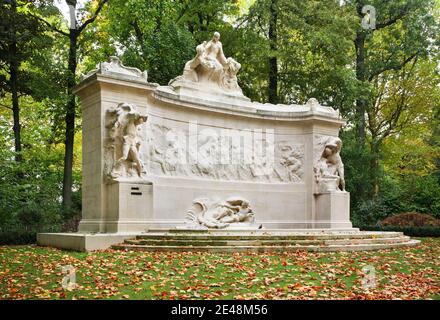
[37,228,421,252]
[37,233,140,251]
[113,229,420,252]
[175,222,262,231]
[78,180,154,233]
[315,192,351,229]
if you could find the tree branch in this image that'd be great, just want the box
[176,1,191,23]
[78,0,109,33]
[30,13,69,37]
[131,19,146,55]
[0,103,12,110]
[375,6,410,30]
[368,51,420,81]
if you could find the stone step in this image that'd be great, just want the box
[146,228,361,233]
[124,236,410,247]
[135,231,404,241]
[112,239,420,252]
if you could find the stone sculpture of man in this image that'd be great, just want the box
[108,103,148,178]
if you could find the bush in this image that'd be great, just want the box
[350,174,440,226]
[400,175,440,218]
[0,229,37,245]
[0,224,61,245]
[0,145,82,245]
[359,225,440,237]
[380,212,440,227]
[61,214,81,232]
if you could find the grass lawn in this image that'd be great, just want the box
[0,238,439,300]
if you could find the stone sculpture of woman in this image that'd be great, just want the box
[171,32,243,93]
[314,137,345,192]
[185,196,255,229]
[199,32,227,83]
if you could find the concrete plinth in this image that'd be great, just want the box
[37,233,139,251]
[78,180,154,233]
[315,192,351,228]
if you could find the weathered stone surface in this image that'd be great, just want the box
[112,230,420,253]
[37,37,418,251]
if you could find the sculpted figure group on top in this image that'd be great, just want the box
[171,32,243,93]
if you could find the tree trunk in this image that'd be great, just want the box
[355,29,367,147]
[9,0,22,162]
[268,0,278,104]
[354,0,368,147]
[370,140,381,196]
[62,32,78,210]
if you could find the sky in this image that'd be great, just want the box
[54,0,87,20]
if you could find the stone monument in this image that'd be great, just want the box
[37,32,418,251]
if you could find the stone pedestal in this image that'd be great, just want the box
[315,192,351,229]
[78,180,153,233]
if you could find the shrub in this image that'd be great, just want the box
[61,214,81,232]
[359,225,440,237]
[0,230,37,245]
[380,212,440,227]
[0,223,61,245]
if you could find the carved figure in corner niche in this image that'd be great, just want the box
[107,103,148,179]
[186,197,255,229]
[314,137,345,192]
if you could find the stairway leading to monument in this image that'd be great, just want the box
[111,229,420,252]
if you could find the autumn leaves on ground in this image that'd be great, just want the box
[0,238,439,300]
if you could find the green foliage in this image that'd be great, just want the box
[350,174,440,226]
[341,130,379,206]
[359,225,440,237]
[0,99,82,238]
[232,0,360,107]
[0,230,37,245]
[0,0,54,98]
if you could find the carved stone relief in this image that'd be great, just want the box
[104,103,148,180]
[185,196,255,229]
[141,122,304,183]
[82,56,149,82]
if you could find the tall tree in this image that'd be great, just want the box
[235,0,356,105]
[268,0,278,103]
[0,0,47,162]
[368,58,440,192]
[344,0,439,197]
[6,0,20,162]
[351,0,437,147]
[34,0,109,210]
